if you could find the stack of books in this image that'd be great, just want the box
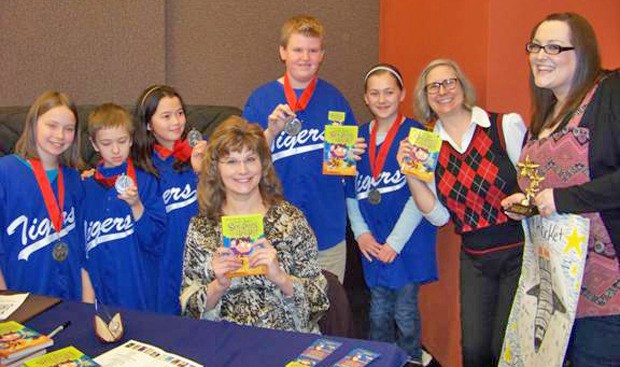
[0,321,53,367]
[23,346,100,367]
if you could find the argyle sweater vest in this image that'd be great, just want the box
[436,112,524,252]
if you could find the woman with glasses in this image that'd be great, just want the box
[502,13,620,366]
[397,58,526,367]
[179,116,328,332]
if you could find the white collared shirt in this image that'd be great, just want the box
[433,106,526,166]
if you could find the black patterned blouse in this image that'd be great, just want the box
[180,200,329,333]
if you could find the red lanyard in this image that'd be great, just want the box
[29,159,65,233]
[154,139,192,162]
[283,73,317,112]
[369,114,403,180]
[94,158,138,189]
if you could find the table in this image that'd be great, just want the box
[27,301,407,367]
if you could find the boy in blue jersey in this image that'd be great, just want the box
[243,15,366,282]
[82,103,166,311]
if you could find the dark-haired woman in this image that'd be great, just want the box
[502,12,620,366]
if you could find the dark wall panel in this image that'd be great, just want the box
[1,1,376,119]
[0,0,166,106]
[167,1,378,122]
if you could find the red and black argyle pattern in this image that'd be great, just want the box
[436,116,517,234]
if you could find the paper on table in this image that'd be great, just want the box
[95,339,203,367]
[0,293,29,320]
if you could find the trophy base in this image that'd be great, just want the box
[506,203,539,217]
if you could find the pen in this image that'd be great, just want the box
[47,320,71,338]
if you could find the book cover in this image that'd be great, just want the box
[323,125,358,176]
[287,338,342,367]
[1,349,47,367]
[0,321,53,361]
[331,348,380,367]
[400,127,441,182]
[24,346,100,367]
[221,214,266,278]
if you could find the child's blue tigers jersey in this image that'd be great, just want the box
[346,118,438,289]
[0,155,84,300]
[243,78,356,251]
[82,162,166,311]
[153,153,198,314]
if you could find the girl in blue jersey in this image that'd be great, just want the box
[132,85,203,314]
[0,91,93,301]
[346,64,442,365]
[82,103,166,311]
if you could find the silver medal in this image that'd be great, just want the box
[114,174,134,195]
[187,128,203,147]
[368,189,382,205]
[52,241,69,262]
[283,116,302,136]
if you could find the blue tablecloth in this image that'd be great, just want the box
[27,301,407,367]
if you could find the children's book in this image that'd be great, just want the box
[330,348,380,367]
[221,214,266,278]
[0,321,53,362]
[323,125,358,176]
[286,338,342,367]
[0,348,47,367]
[23,346,100,367]
[400,127,441,182]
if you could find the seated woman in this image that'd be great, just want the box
[179,116,329,333]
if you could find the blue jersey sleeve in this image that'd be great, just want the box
[242,92,268,129]
[134,172,167,255]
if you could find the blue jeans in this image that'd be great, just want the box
[369,283,421,360]
[566,314,620,366]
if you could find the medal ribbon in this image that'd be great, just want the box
[29,159,64,233]
[154,139,192,162]
[94,158,138,190]
[369,114,403,180]
[283,73,317,112]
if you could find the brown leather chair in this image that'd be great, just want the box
[318,270,353,338]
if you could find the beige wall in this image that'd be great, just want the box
[0,1,378,122]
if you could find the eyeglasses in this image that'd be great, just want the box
[425,78,459,95]
[525,42,575,55]
[218,155,260,168]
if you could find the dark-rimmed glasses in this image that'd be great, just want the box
[425,78,458,95]
[525,42,575,55]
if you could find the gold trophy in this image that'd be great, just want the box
[507,155,544,217]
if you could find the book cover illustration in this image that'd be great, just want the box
[323,125,358,176]
[330,348,380,367]
[0,321,53,360]
[221,214,266,278]
[400,127,441,182]
[24,346,100,367]
[286,338,342,367]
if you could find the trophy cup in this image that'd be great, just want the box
[506,155,545,217]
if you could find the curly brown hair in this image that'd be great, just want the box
[197,116,283,219]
